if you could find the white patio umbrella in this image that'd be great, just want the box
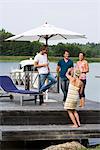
[6,22,86,45]
[6,23,86,99]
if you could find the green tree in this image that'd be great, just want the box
[0,29,100,57]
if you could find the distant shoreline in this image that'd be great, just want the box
[0,56,100,63]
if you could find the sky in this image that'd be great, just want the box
[0,0,100,44]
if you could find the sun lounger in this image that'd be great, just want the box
[0,75,41,105]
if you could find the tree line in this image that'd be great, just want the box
[0,29,100,57]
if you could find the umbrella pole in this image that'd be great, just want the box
[45,36,48,46]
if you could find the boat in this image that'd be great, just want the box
[10,58,39,89]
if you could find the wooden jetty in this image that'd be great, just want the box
[0,92,100,149]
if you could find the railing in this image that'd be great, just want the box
[95,76,100,78]
[10,71,60,93]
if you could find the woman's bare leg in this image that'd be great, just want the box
[68,110,78,128]
[74,111,80,126]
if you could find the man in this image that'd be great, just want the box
[34,45,57,105]
[56,50,73,102]
[76,52,89,107]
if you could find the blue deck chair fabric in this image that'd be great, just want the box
[0,76,40,105]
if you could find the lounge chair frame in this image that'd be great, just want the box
[0,75,42,105]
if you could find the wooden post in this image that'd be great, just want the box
[57,73,60,93]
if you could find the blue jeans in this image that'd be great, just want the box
[60,78,69,102]
[39,73,57,92]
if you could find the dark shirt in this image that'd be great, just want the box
[58,59,73,80]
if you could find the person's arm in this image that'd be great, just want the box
[56,65,61,78]
[56,65,60,73]
[66,68,73,81]
[82,61,89,73]
[34,55,48,68]
[34,61,48,68]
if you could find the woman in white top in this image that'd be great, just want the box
[64,68,83,128]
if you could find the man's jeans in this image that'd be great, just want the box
[39,73,57,92]
[60,78,69,102]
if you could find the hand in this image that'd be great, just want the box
[68,67,73,73]
[43,63,48,67]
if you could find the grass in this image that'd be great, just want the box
[48,56,100,63]
[80,145,100,150]
[0,56,100,63]
[0,56,31,62]
[72,145,100,150]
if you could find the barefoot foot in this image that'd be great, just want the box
[71,125,79,128]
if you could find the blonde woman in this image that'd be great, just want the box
[64,68,83,128]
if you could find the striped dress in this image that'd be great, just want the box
[64,83,79,110]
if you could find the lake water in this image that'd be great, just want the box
[0,62,100,102]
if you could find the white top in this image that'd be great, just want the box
[34,53,49,74]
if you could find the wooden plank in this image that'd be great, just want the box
[0,110,100,125]
[1,124,100,141]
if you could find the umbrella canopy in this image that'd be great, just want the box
[6,22,86,45]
